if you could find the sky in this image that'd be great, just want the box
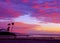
[0,0,60,34]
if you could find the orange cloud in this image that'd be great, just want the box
[12,22,41,33]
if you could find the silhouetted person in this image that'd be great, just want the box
[7,23,11,31]
[11,22,14,32]
[7,27,10,32]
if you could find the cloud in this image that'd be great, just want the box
[12,22,41,33]
[30,0,60,23]
[0,0,34,19]
[0,0,60,23]
[13,15,41,24]
[13,22,60,34]
[0,1,26,19]
[0,19,10,22]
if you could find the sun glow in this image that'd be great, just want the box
[34,23,60,32]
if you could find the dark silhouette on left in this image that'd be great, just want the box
[0,22,16,39]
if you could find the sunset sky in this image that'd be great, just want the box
[0,0,60,34]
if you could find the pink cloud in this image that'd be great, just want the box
[0,7,21,19]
